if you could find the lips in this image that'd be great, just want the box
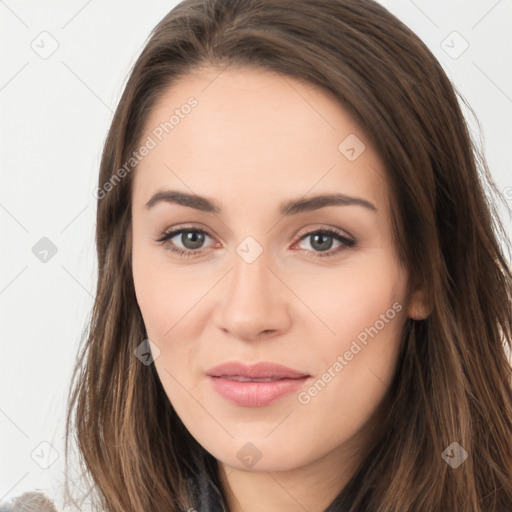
[222,376,283,382]
[206,361,309,380]
[206,361,310,407]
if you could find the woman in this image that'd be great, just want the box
[63,0,512,510]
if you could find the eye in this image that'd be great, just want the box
[294,228,355,258]
[156,226,216,258]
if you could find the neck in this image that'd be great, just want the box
[217,439,364,512]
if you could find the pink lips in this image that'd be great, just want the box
[206,361,310,407]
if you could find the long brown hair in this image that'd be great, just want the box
[64,0,512,510]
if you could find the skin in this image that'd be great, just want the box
[131,66,428,512]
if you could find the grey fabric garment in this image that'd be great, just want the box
[0,492,58,512]
[185,473,227,512]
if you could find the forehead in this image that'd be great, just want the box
[132,66,388,213]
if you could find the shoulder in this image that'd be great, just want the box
[0,491,58,512]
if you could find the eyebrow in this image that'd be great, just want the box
[144,190,377,215]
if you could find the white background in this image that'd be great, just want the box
[1,0,511,509]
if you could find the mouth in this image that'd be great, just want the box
[206,361,309,379]
[220,376,294,382]
[206,361,311,407]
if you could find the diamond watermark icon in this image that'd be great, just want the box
[134,339,161,365]
[338,134,366,161]
[236,236,263,264]
[30,441,59,469]
[31,31,59,60]
[441,441,468,468]
[32,237,58,263]
[441,31,469,60]
[237,442,263,468]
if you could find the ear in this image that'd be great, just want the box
[407,285,432,320]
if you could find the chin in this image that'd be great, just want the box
[205,436,310,473]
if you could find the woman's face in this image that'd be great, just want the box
[131,66,423,474]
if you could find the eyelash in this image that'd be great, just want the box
[155,225,355,259]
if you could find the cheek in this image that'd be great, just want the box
[294,253,407,346]
[292,256,407,411]
[131,244,219,383]
[298,264,407,429]
[132,241,202,338]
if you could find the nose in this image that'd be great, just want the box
[213,251,292,341]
